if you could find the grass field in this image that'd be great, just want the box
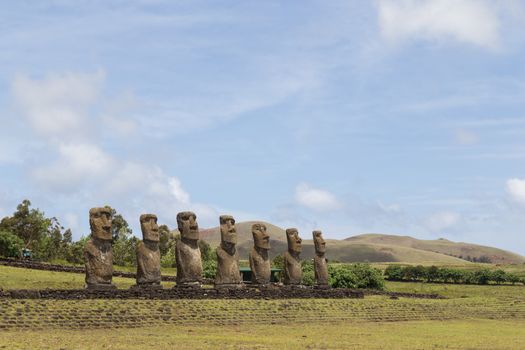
[1,265,524,349]
[1,319,524,350]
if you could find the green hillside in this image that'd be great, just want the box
[197,222,525,264]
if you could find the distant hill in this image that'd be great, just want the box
[344,233,525,264]
[196,222,525,264]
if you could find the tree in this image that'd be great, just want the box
[0,200,50,249]
[425,265,439,282]
[384,265,404,281]
[158,225,172,256]
[491,269,507,284]
[63,229,73,245]
[474,269,491,285]
[507,273,520,285]
[199,239,214,263]
[104,206,132,241]
[113,236,139,266]
[65,236,88,265]
[0,231,24,258]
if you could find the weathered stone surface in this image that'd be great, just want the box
[249,223,271,285]
[283,228,302,285]
[215,215,242,287]
[135,214,161,287]
[175,211,202,287]
[84,207,116,290]
[313,230,329,287]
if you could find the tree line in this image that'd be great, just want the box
[384,265,524,285]
[0,200,215,268]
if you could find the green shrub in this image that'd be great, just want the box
[384,265,404,281]
[329,264,357,288]
[0,230,24,258]
[203,259,217,279]
[160,247,176,268]
[329,263,384,290]
[301,260,315,286]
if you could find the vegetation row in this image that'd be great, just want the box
[384,265,524,285]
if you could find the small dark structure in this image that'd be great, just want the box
[240,267,281,283]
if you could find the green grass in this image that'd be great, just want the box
[1,265,524,349]
[1,320,524,349]
[385,280,525,299]
[0,265,175,289]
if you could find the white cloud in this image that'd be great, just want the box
[378,0,501,49]
[32,142,113,190]
[455,129,479,145]
[424,211,461,232]
[9,70,218,233]
[11,71,105,140]
[506,178,525,204]
[295,183,341,212]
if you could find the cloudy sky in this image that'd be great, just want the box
[1,0,525,254]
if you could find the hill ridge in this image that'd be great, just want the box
[196,222,525,264]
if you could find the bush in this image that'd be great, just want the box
[329,264,357,288]
[202,259,217,279]
[301,260,315,286]
[329,263,384,290]
[351,263,385,289]
[0,230,24,258]
[161,247,176,268]
[65,237,88,265]
[474,269,491,285]
[384,265,404,281]
[490,269,507,284]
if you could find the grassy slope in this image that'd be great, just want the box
[346,233,525,264]
[198,221,525,264]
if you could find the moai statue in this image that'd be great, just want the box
[313,230,329,288]
[283,228,302,286]
[134,214,162,289]
[84,207,116,290]
[175,211,202,287]
[249,223,271,285]
[214,215,242,288]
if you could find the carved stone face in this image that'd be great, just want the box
[140,214,159,242]
[220,215,237,244]
[177,211,198,240]
[252,223,270,250]
[313,230,326,254]
[286,228,302,253]
[89,207,112,241]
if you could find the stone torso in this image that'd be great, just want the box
[84,239,113,285]
[215,246,241,285]
[136,241,161,285]
[175,239,202,284]
[283,251,302,285]
[249,247,270,285]
[314,254,329,286]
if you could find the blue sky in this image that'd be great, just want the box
[1,0,525,254]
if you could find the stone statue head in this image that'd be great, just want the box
[286,228,302,253]
[313,230,326,254]
[89,207,112,241]
[220,215,237,244]
[177,211,198,240]
[252,223,270,250]
[140,214,159,242]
